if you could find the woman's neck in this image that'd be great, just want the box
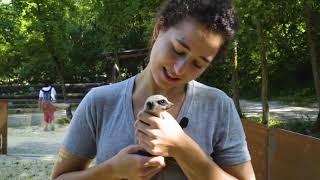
[132,68,187,119]
[133,68,186,100]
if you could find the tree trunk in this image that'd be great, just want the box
[261,50,269,125]
[305,2,320,131]
[231,40,242,117]
[42,24,68,102]
[52,56,67,102]
[315,112,320,130]
[257,22,269,125]
[112,61,120,83]
[52,56,73,120]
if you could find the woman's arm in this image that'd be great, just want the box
[172,133,255,180]
[51,145,166,180]
[51,146,116,180]
[222,161,256,180]
[38,97,43,111]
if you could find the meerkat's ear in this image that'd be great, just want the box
[146,101,154,111]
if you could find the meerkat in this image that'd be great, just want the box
[143,94,174,118]
[136,94,174,156]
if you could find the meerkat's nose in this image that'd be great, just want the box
[166,101,174,110]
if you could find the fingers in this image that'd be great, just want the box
[139,140,162,156]
[141,166,163,179]
[160,111,175,120]
[145,156,165,167]
[137,111,159,128]
[125,144,145,154]
[135,121,157,139]
[135,129,162,155]
[141,156,165,178]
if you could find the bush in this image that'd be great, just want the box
[247,117,318,138]
[55,118,70,125]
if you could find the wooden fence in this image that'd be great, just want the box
[0,100,8,154]
[243,120,320,180]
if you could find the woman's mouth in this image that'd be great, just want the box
[163,67,180,81]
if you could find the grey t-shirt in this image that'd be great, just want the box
[63,76,250,179]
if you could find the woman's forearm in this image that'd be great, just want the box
[54,160,118,180]
[172,133,237,180]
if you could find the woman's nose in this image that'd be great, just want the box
[173,57,188,75]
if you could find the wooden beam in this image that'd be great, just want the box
[0,100,8,155]
[102,48,149,60]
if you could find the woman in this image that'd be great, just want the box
[52,0,255,179]
[39,81,57,131]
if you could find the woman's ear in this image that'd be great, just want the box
[153,17,166,41]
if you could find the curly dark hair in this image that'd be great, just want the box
[155,0,239,58]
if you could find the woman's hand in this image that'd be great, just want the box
[135,111,186,157]
[108,144,165,180]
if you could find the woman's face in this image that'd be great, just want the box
[148,18,224,90]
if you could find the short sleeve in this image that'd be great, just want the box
[62,89,97,159]
[39,90,43,99]
[212,98,251,166]
[51,87,57,100]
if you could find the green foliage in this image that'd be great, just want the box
[55,117,70,125]
[0,0,163,84]
[96,0,162,51]
[248,117,319,138]
[0,0,319,103]
[249,116,285,127]
[232,0,320,99]
[198,53,233,95]
[270,87,317,106]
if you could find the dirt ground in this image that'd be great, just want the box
[0,125,67,179]
[0,155,54,179]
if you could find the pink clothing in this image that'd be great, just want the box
[41,101,56,123]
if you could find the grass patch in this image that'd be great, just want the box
[55,117,70,125]
[247,117,319,138]
[270,96,317,107]
[270,88,317,106]
[241,88,318,107]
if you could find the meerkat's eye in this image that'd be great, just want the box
[157,100,166,105]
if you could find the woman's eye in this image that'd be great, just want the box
[172,46,186,56]
[193,61,203,69]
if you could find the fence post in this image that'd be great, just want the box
[0,100,8,155]
[242,120,269,180]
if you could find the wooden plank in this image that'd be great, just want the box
[102,48,149,59]
[242,120,268,180]
[269,128,320,180]
[0,100,8,154]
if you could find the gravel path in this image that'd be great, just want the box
[8,125,68,156]
[0,155,54,179]
[240,100,318,121]
[1,125,67,179]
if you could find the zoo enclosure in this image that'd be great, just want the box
[1,101,320,180]
[243,120,320,180]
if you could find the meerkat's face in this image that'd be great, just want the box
[144,95,174,114]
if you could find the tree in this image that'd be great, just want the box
[257,20,269,125]
[231,40,242,117]
[235,0,273,125]
[304,0,320,130]
[0,3,22,83]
